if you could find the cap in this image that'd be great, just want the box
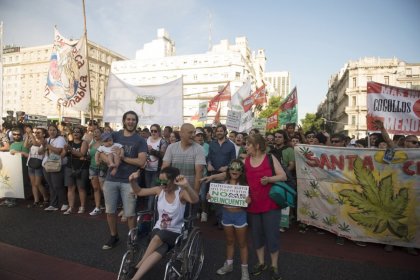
[101,132,112,141]
[195,128,204,136]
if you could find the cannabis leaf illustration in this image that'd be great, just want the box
[135,96,156,113]
[338,222,350,232]
[339,157,409,238]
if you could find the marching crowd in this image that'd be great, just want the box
[0,111,419,280]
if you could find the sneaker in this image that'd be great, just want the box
[270,266,282,280]
[77,207,85,214]
[60,204,69,211]
[279,227,286,232]
[89,207,102,216]
[250,263,267,276]
[63,208,73,215]
[201,212,208,222]
[27,202,40,208]
[44,206,59,211]
[7,200,17,207]
[102,235,119,250]
[0,199,10,206]
[216,262,233,275]
[241,265,250,280]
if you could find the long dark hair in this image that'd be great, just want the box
[226,159,247,185]
[160,166,180,182]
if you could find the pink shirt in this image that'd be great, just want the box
[245,154,279,214]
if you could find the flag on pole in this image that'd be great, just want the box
[278,87,298,125]
[44,28,90,112]
[253,84,267,106]
[230,80,251,112]
[208,82,231,112]
[266,109,280,130]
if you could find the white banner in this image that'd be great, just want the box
[44,28,90,112]
[366,82,420,135]
[0,153,24,199]
[104,74,183,125]
[198,102,208,122]
[230,80,251,112]
[209,182,249,207]
[226,110,241,131]
[253,118,267,135]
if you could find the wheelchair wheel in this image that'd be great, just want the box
[182,227,204,280]
[164,260,181,280]
[117,243,145,280]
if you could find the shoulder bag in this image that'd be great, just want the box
[44,139,62,172]
[267,154,297,209]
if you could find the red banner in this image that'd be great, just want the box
[266,109,279,130]
[208,82,231,112]
[280,87,298,111]
[253,84,267,106]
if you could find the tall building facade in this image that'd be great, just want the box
[1,41,125,124]
[318,57,420,138]
[264,71,290,99]
[111,29,271,123]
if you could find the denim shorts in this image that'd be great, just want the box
[102,180,136,217]
[89,167,107,181]
[221,208,248,228]
[28,166,43,177]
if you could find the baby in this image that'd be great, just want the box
[95,132,123,176]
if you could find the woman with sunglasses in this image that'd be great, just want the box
[24,127,49,207]
[63,127,89,215]
[209,159,251,280]
[203,134,287,280]
[144,124,168,210]
[128,166,199,280]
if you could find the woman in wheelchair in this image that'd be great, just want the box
[128,166,199,280]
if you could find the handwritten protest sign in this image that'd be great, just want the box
[209,183,249,207]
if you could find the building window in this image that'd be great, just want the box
[367,76,372,82]
[406,68,412,77]
[352,77,357,88]
[351,116,356,125]
[352,96,356,107]
[384,76,389,85]
[235,72,241,79]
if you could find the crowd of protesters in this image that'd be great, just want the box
[1,114,419,279]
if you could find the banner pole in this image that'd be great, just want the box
[82,0,93,122]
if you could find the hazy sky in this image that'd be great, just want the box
[1,0,419,120]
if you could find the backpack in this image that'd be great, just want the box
[267,154,297,208]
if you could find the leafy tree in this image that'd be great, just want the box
[300,113,323,132]
[258,96,282,118]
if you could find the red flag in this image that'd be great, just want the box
[218,82,231,102]
[253,84,267,106]
[266,109,279,130]
[214,106,221,124]
[242,94,254,112]
[280,87,298,110]
[208,82,231,112]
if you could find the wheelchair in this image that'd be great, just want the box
[117,202,204,280]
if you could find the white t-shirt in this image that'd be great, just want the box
[42,136,67,165]
[97,143,123,154]
[145,137,163,171]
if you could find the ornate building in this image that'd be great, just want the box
[318,57,420,138]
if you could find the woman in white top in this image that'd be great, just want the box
[39,124,68,211]
[129,166,199,280]
[24,127,49,207]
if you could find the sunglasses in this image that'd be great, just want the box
[306,135,315,138]
[13,133,21,136]
[155,178,169,186]
[405,140,418,145]
[150,130,158,133]
[229,167,243,172]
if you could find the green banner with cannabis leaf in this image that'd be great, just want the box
[295,144,420,248]
[0,153,25,199]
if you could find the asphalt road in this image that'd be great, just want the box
[0,200,418,280]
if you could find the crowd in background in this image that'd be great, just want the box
[0,116,419,279]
